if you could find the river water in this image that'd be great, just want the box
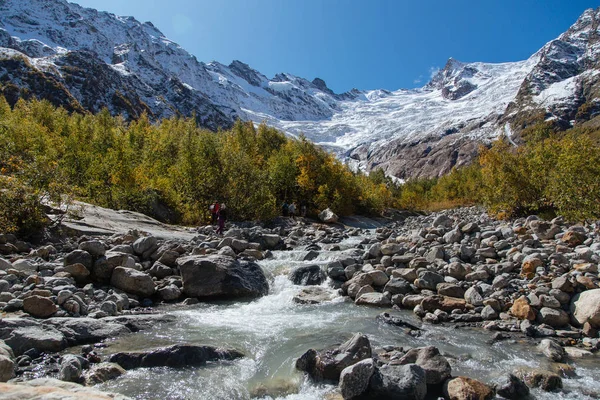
[98,234,600,400]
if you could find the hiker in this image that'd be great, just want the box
[211,201,220,225]
[300,203,307,218]
[288,202,296,218]
[282,201,289,217]
[216,203,227,235]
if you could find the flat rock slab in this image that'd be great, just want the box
[60,201,196,241]
[108,344,244,370]
[0,378,132,399]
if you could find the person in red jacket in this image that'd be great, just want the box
[216,203,227,235]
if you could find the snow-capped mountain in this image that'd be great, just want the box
[0,0,599,179]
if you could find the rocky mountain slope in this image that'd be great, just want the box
[1,0,599,178]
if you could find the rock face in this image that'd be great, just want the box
[108,344,244,369]
[110,267,156,297]
[177,255,268,299]
[570,289,600,328]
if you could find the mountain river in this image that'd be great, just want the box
[98,234,600,400]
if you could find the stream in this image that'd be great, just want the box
[97,234,600,400]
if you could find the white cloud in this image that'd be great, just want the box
[429,66,440,78]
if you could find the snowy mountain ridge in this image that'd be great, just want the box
[1,0,599,178]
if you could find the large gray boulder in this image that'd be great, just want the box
[289,265,325,286]
[177,255,268,299]
[339,358,375,399]
[319,208,339,224]
[368,363,427,400]
[110,267,156,297]
[570,289,600,328]
[296,333,372,381]
[396,346,451,385]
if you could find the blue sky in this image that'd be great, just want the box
[73,0,599,93]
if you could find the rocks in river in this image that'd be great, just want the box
[538,338,566,362]
[178,255,268,299]
[59,354,85,383]
[339,358,375,399]
[369,364,427,400]
[515,367,563,391]
[84,362,126,385]
[495,373,530,400]
[443,376,495,400]
[293,287,333,304]
[108,344,244,369]
[395,346,451,385]
[296,333,372,381]
[289,265,325,285]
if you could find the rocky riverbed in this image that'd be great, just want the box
[0,206,599,399]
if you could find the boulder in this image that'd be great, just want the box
[495,373,529,400]
[78,240,106,257]
[3,325,67,356]
[59,354,83,383]
[443,376,494,400]
[339,358,375,399]
[561,230,587,247]
[132,236,158,256]
[11,259,36,274]
[64,250,93,271]
[414,271,444,291]
[384,278,412,295]
[110,267,156,297]
[538,339,565,362]
[396,346,451,385]
[23,296,57,318]
[289,265,325,286]
[0,378,132,399]
[510,296,535,321]
[108,344,244,369]
[318,208,339,223]
[436,283,465,298]
[293,287,333,304]
[355,292,391,307]
[296,333,372,381]
[158,285,181,301]
[368,363,427,400]
[421,296,468,313]
[515,368,562,391]
[45,317,131,345]
[93,252,135,283]
[84,362,126,385]
[0,355,14,382]
[537,307,569,328]
[148,262,173,279]
[570,289,600,328]
[178,255,268,299]
[464,287,484,306]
